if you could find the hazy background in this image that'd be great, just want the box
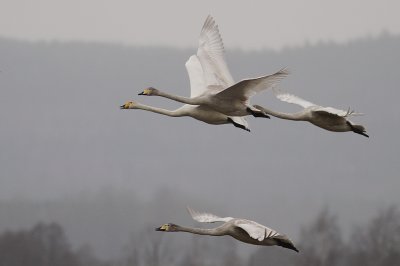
[1,0,400,50]
[0,0,399,263]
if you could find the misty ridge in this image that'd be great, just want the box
[0,32,399,262]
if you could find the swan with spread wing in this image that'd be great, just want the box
[254,89,368,137]
[139,15,288,118]
[155,207,299,252]
[121,52,250,131]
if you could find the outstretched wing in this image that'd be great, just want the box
[234,219,280,241]
[187,207,233,223]
[215,68,289,102]
[197,15,235,88]
[314,106,364,117]
[273,88,316,108]
[185,55,206,98]
[274,89,364,117]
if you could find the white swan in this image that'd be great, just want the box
[121,56,250,131]
[120,100,249,131]
[155,207,299,252]
[139,15,288,118]
[254,89,369,137]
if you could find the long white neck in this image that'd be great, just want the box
[175,225,226,236]
[134,103,185,117]
[157,91,204,105]
[255,105,307,121]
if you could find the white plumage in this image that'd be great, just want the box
[121,49,249,131]
[253,88,368,137]
[155,207,299,252]
[138,15,287,118]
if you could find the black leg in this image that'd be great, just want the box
[246,107,270,118]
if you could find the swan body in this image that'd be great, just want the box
[254,89,368,137]
[120,101,250,131]
[155,207,299,252]
[121,44,249,131]
[139,16,288,117]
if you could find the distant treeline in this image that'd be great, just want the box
[0,206,398,266]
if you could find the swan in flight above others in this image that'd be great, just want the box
[139,15,288,118]
[254,89,369,137]
[156,207,299,252]
[121,53,250,131]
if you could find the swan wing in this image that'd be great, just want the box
[215,68,289,102]
[185,55,206,98]
[273,88,316,108]
[216,69,289,101]
[314,106,364,117]
[234,219,280,241]
[197,15,235,89]
[187,207,233,223]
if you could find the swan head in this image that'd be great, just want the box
[155,223,178,232]
[120,100,138,109]
[138,87,159,96]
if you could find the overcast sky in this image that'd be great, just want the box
[1,0,400,50]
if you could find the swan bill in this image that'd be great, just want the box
[138,87,157,96]
[155,224,169,231]
[120,101,134,109]
[155,223,177,232]
[120,102,130,109]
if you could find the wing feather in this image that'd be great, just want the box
[314,106,364,117]
[187,207,233,223]
[273,88,316,108]
[197,15,235,88]
[234,219,280,241]
[216,68,289,101]
[185,55,206,98]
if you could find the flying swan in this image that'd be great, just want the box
[139,15,288,118]
[120,55,250,131]
[254,89,368,137]
[120,100,249,131]
[155,207,299,252]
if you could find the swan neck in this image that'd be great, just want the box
[258,106,306,121]
[136,104,183,117]
[176,225,225,236]
[158,91,202,105]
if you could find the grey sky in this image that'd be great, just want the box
[1,0,400,50]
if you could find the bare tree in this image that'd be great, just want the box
[0,222,79,266]
[179,234,242,266]
[296,207,344,266]
[349,205,400,266]
[123,225,179,266]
